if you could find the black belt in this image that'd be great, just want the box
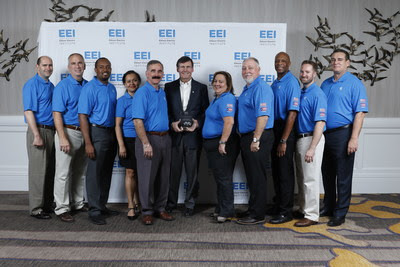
[64,124,81,131]
[325,124,351,134]
[91,123,113,130]
[37,124,55,130]
[297,132,313,138]
[147,131,169,136]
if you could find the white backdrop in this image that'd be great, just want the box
[38,21,286,203]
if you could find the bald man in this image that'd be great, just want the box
[269,52,301,224]
[23,56,56,219]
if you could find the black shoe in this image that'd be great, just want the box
[31,212,51,220]
[102,208,120,216]
[320,207,334,217]
[183,208,194,217]
[269,214,293,224]
[236,210,250,218]
[127,208,139,221]
[236,216,265,225]
[327,216,345,227]
[292,210,304,219]
[89,215,106,225]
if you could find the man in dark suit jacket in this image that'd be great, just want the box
[164,56,209,217]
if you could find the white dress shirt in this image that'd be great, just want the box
[180,79,192,111]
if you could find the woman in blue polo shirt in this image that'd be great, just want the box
[203,71,240,223]
[115,70,141,220]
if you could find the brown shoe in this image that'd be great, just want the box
[294,218,317,227]
[57,212,74,223]
[155,211,175,221]
[142,215,154,225]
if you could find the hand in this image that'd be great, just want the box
[304,148,315,163]
[85,143,95,159]
[250,141,260,152]
[59,136,70,154]
[218,144,227,155]
[119,145,127,158]
[32,134,44,147]
[348,137,358,155]
[277,143,287,157]
[185,119,198,132]
[171,120,183,132]
[143,143,153,159]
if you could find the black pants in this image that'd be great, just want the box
[86,126,117,217]
[322,126,355,218]
[240,129,274,220]
[271,120,296,216]
[204,133,240,217]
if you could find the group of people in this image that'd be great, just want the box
[23,49,368,228]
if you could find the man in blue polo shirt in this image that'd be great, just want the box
[78,57,118,225]
[236,57,275,225]
[269,52,301,224]
[23,56,55,219]
[52,53,88,223]
[132,60,174,226]
[294,60,327,227]
[320,49,369,227]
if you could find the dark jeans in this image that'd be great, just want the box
[204,133,240,217]
[240,129,274,220]
[322,126,355,218]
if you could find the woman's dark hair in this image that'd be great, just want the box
[212,71,234,95]
[122,70,141,85]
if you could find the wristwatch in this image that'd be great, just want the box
[252,137,260,143]
[219,140,227,145]
[280,139,287,144]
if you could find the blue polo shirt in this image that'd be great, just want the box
[131,82,168,132]
[78,77,117,127]
[116,92,137,138]
[271,71,300,120]
[23,74,54,126]
[238,76,274,133]
[321,72,369,130]
[52,75,88,126]
[296,83,327,134]
[202,92,236,139]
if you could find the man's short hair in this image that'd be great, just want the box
[94,57,110,68]
[146,60,163,70]
[68,53,84,62]
[331,49,350,61]
[243,57,260,66]
[301,60,318,72]
[176,56,193,68]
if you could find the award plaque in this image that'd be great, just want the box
[179,111,193,128]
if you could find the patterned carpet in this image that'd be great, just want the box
[0,192,399,266]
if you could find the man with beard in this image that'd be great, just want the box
[236,57,274,225]
[269,52,300,224]
[320,49,368,227]
[294,60,327,227]
[23,56,55,219]
[52,53,89,223]
[164,56,209,217]
[132,60,174,225]
[78,57,118,225]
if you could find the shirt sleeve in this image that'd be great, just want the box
[218,95,236,118]
[352,80,369,113]
[78,84,93,115]
[313,93,328,122]
[254,83,273,118]
[52,83,67,113]
[286,80,301,112]
[132,88,147,120]
[22,80,38,112]
[115,97,126,118]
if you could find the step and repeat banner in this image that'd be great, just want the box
[38,21,286,203]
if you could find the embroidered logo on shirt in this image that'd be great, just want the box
[293,97,299,106]
[319,108,326,117]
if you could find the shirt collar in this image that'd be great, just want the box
[302,82,316,93]
[331,71,350,83]
[245,75,262,91]
[277,71,292,82]
[124,91,133,99]
[35,74,50,84]
[180,79,192,87]
[94,76,109,86]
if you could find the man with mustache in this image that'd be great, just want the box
[132,60,174,225]
[78,57,118,225]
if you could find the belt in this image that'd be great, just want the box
[325,124,351,134]
[91,123,114,130]
[147,131,168,136]
[37,124,55,130]
[64,124,81,131]
[297,132,313,138]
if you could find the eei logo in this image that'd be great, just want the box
[259,30,278,46]
[162,74,176,82]
[260,74,276,84]
[109,29,125,37]
[59,29,75,37]
[133,52,151,60]
[234,52,251,61]
[84,51,101,60]
[110,74,123,82]
[158,29,176,45]
[184,52,201,60]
